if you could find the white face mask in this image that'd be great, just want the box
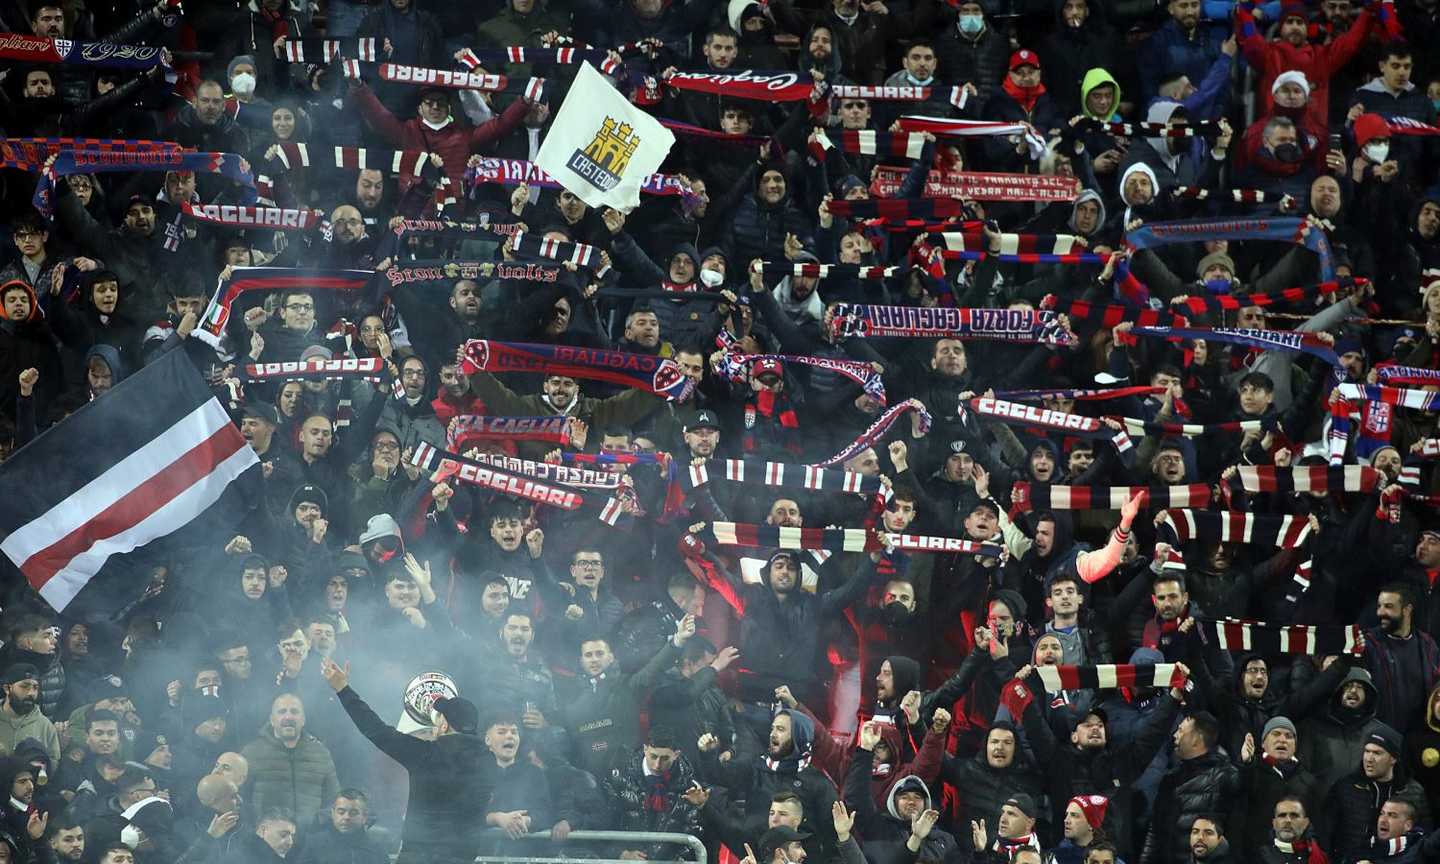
[1364,141,1389,163]
[421,116,452,131]
[230,72,256,96]
[699,268,725,288]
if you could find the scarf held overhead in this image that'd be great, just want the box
[1129,326,1341,367]
[1010,482,1211,512]
[446,415,571,448]
[459,340,694,401]
[1157,509,1313,548]
[815,398,931,467]
[243,357,384,383]
[830,304,1077,345]
[683,459,883,495]
[196,267,374,345]
[0,33,167,68]
[1197,618,1363,655]
[35,150,256,216]
[713,346,886,404]
[1126,217,1336,281]
[1036,664,1186,694]
[706,522,1004,557]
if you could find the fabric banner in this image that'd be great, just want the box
[1129,326,1341,367]
[706,521,1004,557]
[35,150,256,216]
[896,115,1047,159]
[816,398,931,467]
[536,62,675,212]
[0,350,258,611]
[1126,217,1335,281]
[869,166,1079,202]
[459,340,694,401]
[683,459,882,495]
[1168,279,1349,315]
[196,267,375,346]
[1010,482,1211,512]
[382,258,563,288]
[830,304,1077,346]
[446,415,571,449]
[1197,618,1363,655]
[242,357,384,383]
[0,33,166,69]
[662,69,815,102]
[1036,664,1185,694]
[1157,509,1312,548]
[179,202,324,232]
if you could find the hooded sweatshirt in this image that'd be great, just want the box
[1080,68,1123,121]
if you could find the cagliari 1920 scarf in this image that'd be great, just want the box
[0,33,167,68]
[1036,664,1186,694]
[459,340,695,401]
[705,521,1004,557]
[1010,482,1212,512]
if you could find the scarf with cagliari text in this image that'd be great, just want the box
[1156,508,1313,548]
[661,69,816,102]
[195,267,375,346]
[750,261,903,281]
[459,339,695,401]
[280,37,377,62]
[1167,279,1352,316]
[682,459,883,495]
[0,33,166,68]
[337,59,546,101]
[0,137,181,171]
[457,45,619,74]
[830,303,1077,345]
[463,451,621,490]
[1036,664,1186,694]
[410,440,630,527]
[1010,482,1211,513]
[968,396,1135,461]
[179,202,324,232]
[814,398,931,467]
[34,150,256,217]
[243,357,384,383]
[705,521,1004,557]
[445,415,571,450]
[830,84,971,109]
[1197,618,1363,655]
[823,198,968,221]
[1128,326,1341,367]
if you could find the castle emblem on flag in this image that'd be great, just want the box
[568,117,640,192]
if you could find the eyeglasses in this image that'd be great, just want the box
[284,303,314,312]
[572,559,604,569]
[374,441,400,452]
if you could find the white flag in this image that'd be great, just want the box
[535,61,674,213]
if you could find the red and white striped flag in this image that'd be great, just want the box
[0,351,259,611]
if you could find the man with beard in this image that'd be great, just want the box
[1144,713,1243,864]
[1347,798,1440,864]
[379,355,444,452]
[53,189,176,322]
[695,709,839,860]
[1363,583,1440,734]
[1387,528,1440,637]
[466,370,661,461]
[239,694,339,827]
[1259,796,1324,864]
[351,170,388,230]
[1321,726,1430,859]
[473,612,561,755]
[391,279,483,375]
[47,817,84,863]
[0,666,57,766]
[0,757,49,859]
[1186,817,1236,864]
[943,723,1044,854]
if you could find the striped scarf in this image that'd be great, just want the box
[713,344,887,404]
[1156,509,1313,548]
[1113,415,1273,438]
[509,230,612,276]
[743,390,802,456]
[830,304,1077,345]
[195,267,374,346]
[1334,383,1440,412]
[830,84,971,108]
[896,115,1047,159]
[682,459,882,494]
[706,521,1004,557]
[338,60,546,101]
[1375,365,1440,387]
[457,45,620,74]
[280,37,377,62]
[273,142,441,179]
[1171,186,1270,202]
[815,398,931,467]
[825,198,967,220]
[926,231,1103,264]
[410,441,630,526]
[994,386,1165,402]
[0,33,167,68]
[750,262,902,281]
[0,136,181,171]
[464,451,622,489]
[1035,664,1186,694]
[1083,119,1219,137]
[967,397,1135,457]
[809,130,928,161]
[1167,279,1350,316]
[1010,482,1211,512]
[1197,618,1363,655]
[1228,465,1381,495]
[459,339,695,401]
[1040,295,1190,330]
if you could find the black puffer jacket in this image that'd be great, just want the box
[601,748,703,855]
[1319,767,1431,861]
[1140,749,1243,864]
[942,731,1047,851]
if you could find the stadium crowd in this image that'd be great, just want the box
[1,0,1440,862]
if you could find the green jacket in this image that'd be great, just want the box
[239,728,340,826]
[475,3,571,78]
[0,704,60,764]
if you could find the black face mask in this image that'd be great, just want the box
[882,602,913,626]
[1273,142,1303,163]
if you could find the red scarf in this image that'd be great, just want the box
[743,389,801,456]
[643,770,672,815]
[661,279,697,293]
[1001,77,1046,115]
[1275,838,1329,864]
[258,5,291,40]
[1142,608,1189,650]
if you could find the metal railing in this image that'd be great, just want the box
[473,831,706,864]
